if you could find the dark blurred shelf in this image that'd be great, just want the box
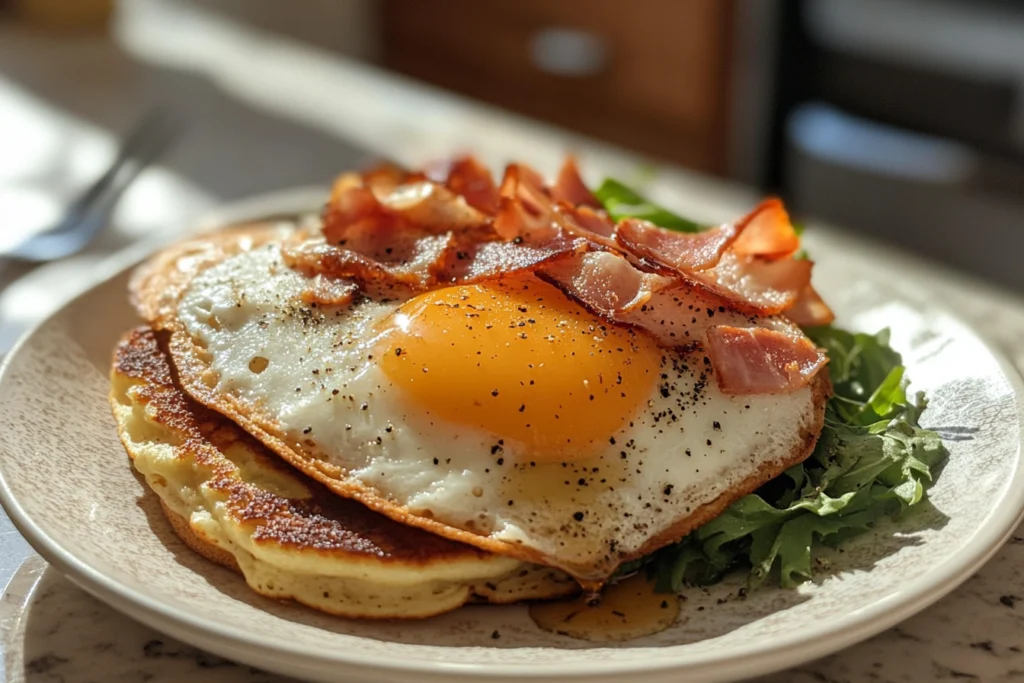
[381,0,735,175]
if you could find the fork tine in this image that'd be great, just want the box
[58,108,183,231]
[2,108,184,262]
[60,112,184,240]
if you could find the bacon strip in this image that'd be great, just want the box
[731,199,800,260]
[785,284,836,326]
[362,164,417,197]
[551,156,600,208]
[324,177,486,248]
[539,251,671,317]
[494,164,561,241]
[539,251,804,350]
[284,233,458,289]
[551,204,620,253]
[299,275,359,307]
[445,156,500,214]
[690,252,812,316]
[615,218,737,273]
[379,182,487,231]
[706,326,827,395]
[290,228,586,292]
[500,162,548,201]
[323,184,389,246]
[610,202,808,318]
[442,235,589,285]
[567,205,615,237]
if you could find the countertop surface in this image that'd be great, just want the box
[2,2,1024,682]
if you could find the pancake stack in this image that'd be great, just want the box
[109,157,829,619]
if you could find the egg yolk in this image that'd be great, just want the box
[377,275,661,462]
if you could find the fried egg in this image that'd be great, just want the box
[160,238,826,583]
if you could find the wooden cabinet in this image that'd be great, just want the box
[382,0,735,174]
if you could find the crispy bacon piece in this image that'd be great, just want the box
[494,196,551,242]
[690,252,812,316]
[499,162,548,201]
[445,156,500,214]
[551,156,600,208]
[706,326,827,395]
[323,183,389,246]
[568,205,615,237]
[539,251,671,317]
[608,201,808,318]
[284,233,458,290]
[550,204,620,253]
[539,251,805,350]
[731,199,800,260]
[290,227,585,292]
[785,284,836,326]
[330,163,430,201]
[299,275,359,307]
[615,218,737,273]
[362,163,416,197]
[329,172,364,201]
[443,235,589,285]
[323,179,487,249]
[494,163,560,241]
[380,182,487,231]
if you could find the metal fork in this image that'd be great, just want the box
[1,108,183,263]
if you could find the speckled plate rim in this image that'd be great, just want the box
[2,188,1023,683]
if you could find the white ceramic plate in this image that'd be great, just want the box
[1,191,1022,683]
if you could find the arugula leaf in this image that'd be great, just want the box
[593,179,702,233]
[592,177,949,592]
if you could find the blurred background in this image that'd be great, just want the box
[2,0,1023,351]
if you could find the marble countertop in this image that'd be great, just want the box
[3,2,1024,681]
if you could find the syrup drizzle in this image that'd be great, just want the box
[529,573,682,642]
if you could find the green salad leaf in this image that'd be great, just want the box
[593,179,702,233]
[595,178,949,591]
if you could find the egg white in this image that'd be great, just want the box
[177,243,818,579]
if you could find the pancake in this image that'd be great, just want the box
[109,326,576,619]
